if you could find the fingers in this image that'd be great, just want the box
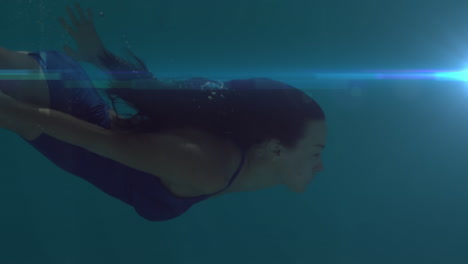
[58,16,76,37]
[87,7,94,23]
[66,5,80,28]
[72,3,94,24]
[58,3,95,35]
[75,3,90,23]
[62,45,77,60]
[75,3,85,20]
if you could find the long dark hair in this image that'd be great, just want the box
[98,49,326,150]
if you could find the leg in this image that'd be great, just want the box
[0,47,50,139]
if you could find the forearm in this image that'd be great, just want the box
[3,100,112,149]
[0,113,34,138]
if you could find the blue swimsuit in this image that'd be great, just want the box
[25,51,245,221]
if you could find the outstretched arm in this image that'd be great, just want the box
[0,90,230,191]
[58,3,156,81]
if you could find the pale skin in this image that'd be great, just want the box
[0,3,326,198]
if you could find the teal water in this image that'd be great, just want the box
[1,0,468,263]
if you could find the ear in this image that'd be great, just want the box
[254,139,280,158]
[264,139,283,161]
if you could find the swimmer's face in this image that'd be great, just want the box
[278,120,327,193]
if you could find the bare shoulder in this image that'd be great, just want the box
[155,128,242,192]
[111,127,242,195]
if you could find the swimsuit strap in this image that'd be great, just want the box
[208,145,246,196]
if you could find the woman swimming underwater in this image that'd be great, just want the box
[0,3,327,221]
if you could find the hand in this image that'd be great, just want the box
[58,3,106,65]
